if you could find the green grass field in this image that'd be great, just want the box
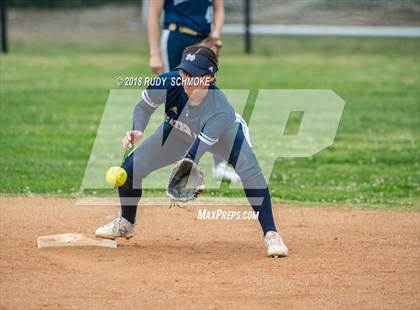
[1,35,419,209]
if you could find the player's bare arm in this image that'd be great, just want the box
[210,0,225,39]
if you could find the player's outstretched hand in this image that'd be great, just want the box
[149,54,164,75]
[122,130,144,149]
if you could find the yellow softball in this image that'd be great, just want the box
[105,166,127,188]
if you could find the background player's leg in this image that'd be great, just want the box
[211,153,240,183]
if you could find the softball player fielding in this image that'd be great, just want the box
[95,46,288,257]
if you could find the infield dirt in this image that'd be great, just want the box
[0,196,419,309]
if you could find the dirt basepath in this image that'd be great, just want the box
[0,196,419,309]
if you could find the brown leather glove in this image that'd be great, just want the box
[167,158,205,206]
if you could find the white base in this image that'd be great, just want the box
[37,233,117,249]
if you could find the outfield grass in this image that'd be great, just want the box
[1,35,419,208]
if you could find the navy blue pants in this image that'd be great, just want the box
[160,29,205,72]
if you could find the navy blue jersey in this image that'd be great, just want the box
[164,0,213,35]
